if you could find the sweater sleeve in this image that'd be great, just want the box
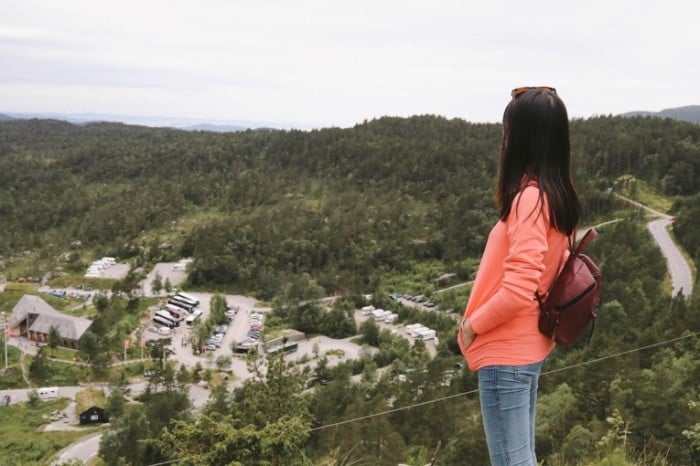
[469,187,550,334]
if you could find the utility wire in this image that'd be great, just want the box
[147,330,699,465]
[309,330,699,432]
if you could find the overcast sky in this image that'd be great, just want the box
[1,0,698,129]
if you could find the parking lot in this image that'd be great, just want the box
[142,291,433,386]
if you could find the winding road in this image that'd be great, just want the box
[614,194,693,298]
[5,196,694,465]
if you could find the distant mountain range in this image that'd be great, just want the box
[2,105,699,130]
[0,112,285,132]
[621,105,700,124]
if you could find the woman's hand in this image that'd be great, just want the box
[460,318,476,348]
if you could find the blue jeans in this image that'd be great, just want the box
[477,360,544,466]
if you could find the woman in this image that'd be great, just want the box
[457,86,580,465]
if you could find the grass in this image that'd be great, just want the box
[48,275,118,291]
[0,284,93,314]
[614,176,675,214]
[76,386,106,413]
[0,398,101,466]
[0,366,27,390]
[26,355,91,387]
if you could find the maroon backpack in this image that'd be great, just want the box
[536,228,602,346]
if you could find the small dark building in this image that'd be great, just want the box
[79,406,110,425]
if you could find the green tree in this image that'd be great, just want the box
[29,347,49,383]
[215,355,232,372]
[151,272,163,295]
[93,293,109,314]
[47,325,60,356]
[359,319,380,347]
[156,351,311,465]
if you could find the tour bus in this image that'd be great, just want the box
[185,309,203,326]
[167,298,196,313]
[172,294,198,308]
[153,315,176,328]
[175,292,200,306]
[156,310,181,325]
[171,293,197,307]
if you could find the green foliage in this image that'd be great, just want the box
[153,351,312,465]
[2,115,700,465]
[272,301,357,339]
[99,371,192,465]
[0,399,95,466]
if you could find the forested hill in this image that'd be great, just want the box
[1,115,699,297]
[622,104,700,124]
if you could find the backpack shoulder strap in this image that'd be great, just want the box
[574,228,598,255]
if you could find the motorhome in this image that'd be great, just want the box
[405,324,425,336]
[416,328,436,341]
[384,313,398,324]
[361,305,375,315]
[37,387,59,399]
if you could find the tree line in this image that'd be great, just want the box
[1,114,700,464]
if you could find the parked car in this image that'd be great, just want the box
[206,337,222,346]
[147,326,159,333]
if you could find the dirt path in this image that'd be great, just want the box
[19,351,31,387]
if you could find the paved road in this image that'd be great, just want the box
[648,217,693,297]
[51,432,102,466]
[614,193,693,297]
[3,276,440,464]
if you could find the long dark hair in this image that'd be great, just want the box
[496,88,580,235]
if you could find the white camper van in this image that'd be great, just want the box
[37,386,59,399]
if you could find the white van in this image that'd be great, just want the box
[37,386,59,399]
[185,309,203,326]
[384,313,398,324]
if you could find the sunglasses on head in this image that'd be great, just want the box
[511,86,557,98]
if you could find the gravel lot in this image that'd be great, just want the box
[141,261,189,297]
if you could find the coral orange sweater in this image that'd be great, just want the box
[458,185,568,371]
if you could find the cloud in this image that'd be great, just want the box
[1,0,698,127]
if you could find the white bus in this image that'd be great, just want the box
[185,309,203,326]
[174,292,199,307]
[168,298,196,313]
[156,310,181,324]
[153,315,176,328]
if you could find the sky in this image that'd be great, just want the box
[1,0,698,129]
